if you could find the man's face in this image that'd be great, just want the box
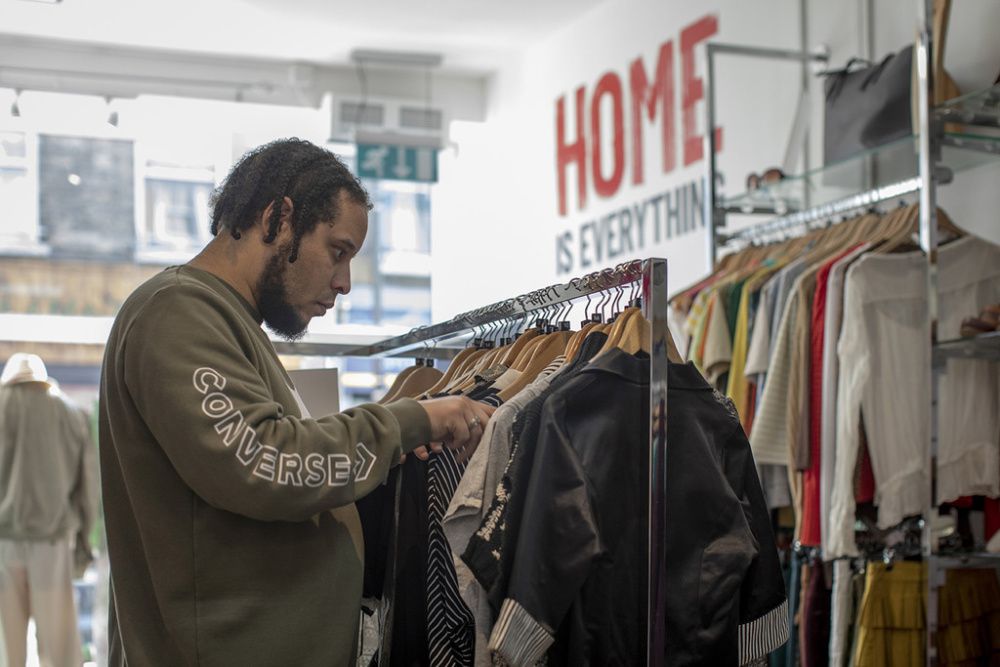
[257,191,368,341]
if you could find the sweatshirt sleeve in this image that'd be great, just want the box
[119,282,431,522]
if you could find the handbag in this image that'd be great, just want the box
[822,45,914,166]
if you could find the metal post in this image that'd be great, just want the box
[644,257,669,665]
[915,2,938,665]
[704,44,720,273]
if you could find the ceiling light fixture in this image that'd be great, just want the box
[105,96,118,127]
[10,89,21,117]
[349,49,442,68]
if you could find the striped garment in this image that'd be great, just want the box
[426,393,503,667]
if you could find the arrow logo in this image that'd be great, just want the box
[392,147,412,179]
[354,442,377,482]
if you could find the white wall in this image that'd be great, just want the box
[431,0,1000,320]
[432,0,803,318]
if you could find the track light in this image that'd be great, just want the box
[105,96,118,127]
[11,90,21,117]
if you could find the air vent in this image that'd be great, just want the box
[399,106,443,132]
[340,101,385,127]
[330,97,449,146]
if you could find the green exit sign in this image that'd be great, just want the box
[356,143,438,183]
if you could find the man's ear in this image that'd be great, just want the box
[258,196,295,241]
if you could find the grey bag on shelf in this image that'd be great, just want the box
[822,45,914,167]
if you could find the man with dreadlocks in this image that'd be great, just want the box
[98,138,493,666]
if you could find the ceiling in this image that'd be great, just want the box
[2,0,609,76]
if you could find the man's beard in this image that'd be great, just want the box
[257,244,308,341]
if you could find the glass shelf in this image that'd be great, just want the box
[721,84,1000,218]
[931,550,1000,564]
[933,83,1000,128]
[933,331,1000,364]
[723,132,1000,216]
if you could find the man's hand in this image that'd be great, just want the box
[405,396,495,464]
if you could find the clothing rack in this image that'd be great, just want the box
[349,257,670,666]
[716,177,922,249]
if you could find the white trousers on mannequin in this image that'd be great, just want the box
[0,539,81,667]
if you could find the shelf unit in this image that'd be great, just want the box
[708,84,1000,256]
[701,2,1000,665]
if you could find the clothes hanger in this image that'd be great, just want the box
[500,324,540,367]
[563,284,607,363]
[496,328,573,402]
[379,363,420,404]
[841,210,881,248]
[446,320,511,393]
[392,364,444,400]
[420,339,486,398]
[613,308,649,356]
[563,320,601,363]
[935,207,967,242]
[872,203,922,254]
[593,305,642,357]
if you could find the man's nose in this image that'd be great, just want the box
[332,264,351,295]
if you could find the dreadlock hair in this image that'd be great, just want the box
[209,138,373,263]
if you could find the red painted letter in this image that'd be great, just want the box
[590,72,625,199]
[681,14,722,166]
[630,40,675,185]
[556,87,587,216]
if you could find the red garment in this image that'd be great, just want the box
[986,498,1000,542]
[855,429,876,504]
[800,249,857,546]
[743,381,756,435]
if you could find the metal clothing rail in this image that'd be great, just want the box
[348,258,656,359]
[716,176,922,247]
[349,257,670,666]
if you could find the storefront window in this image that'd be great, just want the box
[0,89,437,409]
[140,176,214,262]
[0,130,41,254]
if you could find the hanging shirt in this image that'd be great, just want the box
[830,251,929,556]
[800,246,863,547]
[819,243,871,559]
[934,236,1000,504]
[830,236,1000,560]
[462,332,608,617]
[749,274,803,467]
[443,364,566,666]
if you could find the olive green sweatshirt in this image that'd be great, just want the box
[99,265,431,666]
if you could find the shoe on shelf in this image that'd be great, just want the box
[959,303,1000,338]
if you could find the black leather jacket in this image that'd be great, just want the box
[489,349,788,665]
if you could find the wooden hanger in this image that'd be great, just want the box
[379,364,420,404]
[873,203,921,254]
[615,309,651,356]
[842,211,881,248]
[563,320,600,363]
[420,344,484,397]
[499,327,542,367]
[496,329,572,402]
[390,365,444,401]
[935,207,967,241]
[447,346,502,394]
[440,346,498,394]
[592,306,641,358]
